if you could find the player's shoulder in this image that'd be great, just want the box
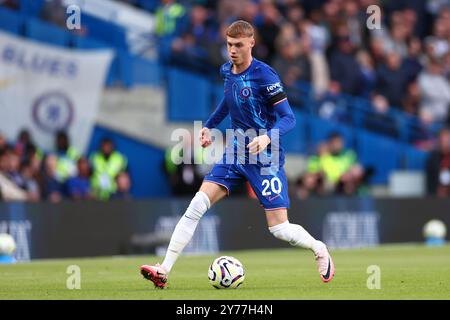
[252,59,280,80]
[220,61,233,77]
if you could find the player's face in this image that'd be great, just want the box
[226,36,254,65]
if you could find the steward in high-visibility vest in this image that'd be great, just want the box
[320,150,357,184]
[55,131,80,182]
[89,138,127,200]
[319,132,357,184]
[154,0,186,37]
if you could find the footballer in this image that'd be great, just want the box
[140,20,335,288]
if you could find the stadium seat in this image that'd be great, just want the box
[137,0,160,12]
[25,18,71,46]
[80,13,128,50]
[119,52,161,87]
[167,68,212,121]
[356,130,401,184]
[0,6,24,35]
[308,116,355,150]
[403,146,429,171]
[282,111,307,153]
[72,36,111,49]
[212,84,224,107]
[19,0,45,16]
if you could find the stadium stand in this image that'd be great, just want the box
[1,0,449,199]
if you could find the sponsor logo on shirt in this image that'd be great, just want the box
[266,82,282,93]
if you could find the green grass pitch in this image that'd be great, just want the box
[1,244,449,300]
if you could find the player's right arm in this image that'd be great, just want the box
[200,97,229,148]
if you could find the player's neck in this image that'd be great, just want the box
[232,57,253,74]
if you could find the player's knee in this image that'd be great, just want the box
[268,221,293,243]
[184,191,211,220]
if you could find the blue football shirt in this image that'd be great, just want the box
[220,58,288,166]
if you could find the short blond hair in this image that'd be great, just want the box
[226,20,254,38]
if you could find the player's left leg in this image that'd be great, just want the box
[241,164,334,282]
[265,208,335,283]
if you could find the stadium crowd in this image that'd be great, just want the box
[144,0,450,144]
[2,0,450,201]
[0,130,131,202]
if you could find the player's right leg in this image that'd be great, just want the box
[140,181,227,288]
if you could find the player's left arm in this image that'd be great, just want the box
[248,69,296,155]
[248,99,296,154]
[266,98,296,139]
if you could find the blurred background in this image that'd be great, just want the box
[0,0,449,262]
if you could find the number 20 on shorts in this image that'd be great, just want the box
[261,177,282,196]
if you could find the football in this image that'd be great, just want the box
[208,256,245,289]
[423,220,447,239]
[0,233,16,256]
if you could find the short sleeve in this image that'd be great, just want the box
[259,67,288,106]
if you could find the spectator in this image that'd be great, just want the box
[0,148,27,201]
[20,160,40,202]
[423,15,449,61]
[4,150,25,190]
[403,37,425,82]
[369,36,387,67]
[403,80,421,115]
[67,157,93,200]
[205,21,231,72]
[272,24,311,89]
[426,127,450,196]
[365,94,398,138]
[90,138,128,200]
[0,0,19,10]
[342,0,365,48]
[414,108,440,150]
[375,51,410,108]
[417,59,450,123]
[444,51,450,80]
[154,0,187,38]
[0,133,10,155]
[300,15,329,55]
[235,3,270,62]
[111,171,132,200]
[316,81,349,122]
[154,0,188,63]
[256,0,283,63]
[299,21,330,97]
[54,130,80,183]
[383,14,409,58]
[329,32,362,96]
[40,154,64,203]
[170,4,215,73]
[356,50,376,98]
[284,3,304,27]
[0,170,27,202]
[39,0,67,28]
[14,129,34,164]
[238,0,260,25]
[319,132,365,195]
